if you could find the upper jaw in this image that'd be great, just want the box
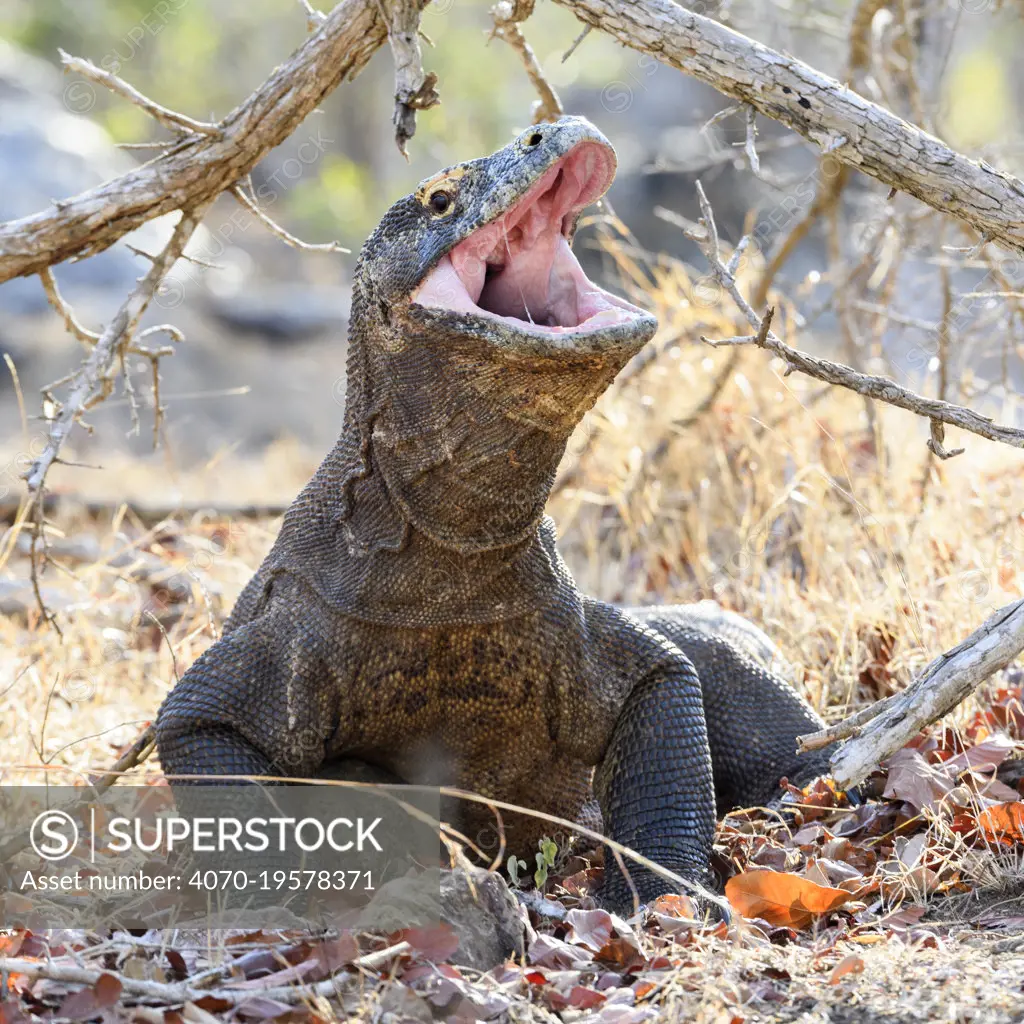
[409,130,657,355]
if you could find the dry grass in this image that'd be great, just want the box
[2,237,1024,1021]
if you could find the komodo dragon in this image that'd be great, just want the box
[156,117,833,906]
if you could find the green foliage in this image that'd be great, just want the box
[506,854,528,887]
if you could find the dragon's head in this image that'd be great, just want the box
[357,116,657,362]
[345,118,658,551]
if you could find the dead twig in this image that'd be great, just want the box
[231,186,349,253]
[0,0,424,283]
[686,182,1024,454]
[801,599,1024,789]
[39,268,100,346]
[25,206,209,497]
[58,50,220,138]
[490,0,563,124]
[552,0,1024,253]
[0,942,410,1007]
[381,0,440,157]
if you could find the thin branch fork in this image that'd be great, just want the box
[231,186,349,252]
[687,183,1024,454]
[58,50,220,137]
[490,0,564,124]
[552,0,1024,254]
[0,0,427,284]
[24,204,211,496]
[799,599,1024,790]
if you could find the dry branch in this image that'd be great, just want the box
[231,186,348,253]
[491,0,564,124]
[0,0,426,283]
[383,0,441,157]
[58,50,220,137]
[685,183,1024,454]
[553,0,1024,254]
[0,942,410,1006]
[800,599,1024,790]
[25,206,210,495]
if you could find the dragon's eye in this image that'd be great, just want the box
[428,190,452,215]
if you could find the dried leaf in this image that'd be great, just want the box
[94,973,122,1008]
[565,908,614,951]
[568,986,606,1010]
[945,734,1015,773]
[528,934,589,969]
[828,955,865,984]
[236,997,295,1020]
[883,750,953,812]
[977,801,1024,844]
[400,924,459,962]
[57,973,122,1020]
[648,894,697,919]
[595,936,645,969]
[725,870,855,928]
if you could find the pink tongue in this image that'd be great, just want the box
[444,143,613,326]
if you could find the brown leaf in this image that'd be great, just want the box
[567,986,606,1010]
[528,934,588,969]
[945,735,1015,773]
[94,973,122,1008]
[165,950,188,979]
[236,998,296,1019]
[725,870,855,928]
[56,973,123,1021]
[190,995,234,1014]
[594,936,645,969]
[883,750,953,812]
[400,925,459,962]
[648,894,697,919]
[312,934,359,974]
[57,989,103,1020]
[977,801,1024,844]
[565,908,614,951]
[828,955,864,985]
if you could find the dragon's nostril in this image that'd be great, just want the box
[528,132,542,147]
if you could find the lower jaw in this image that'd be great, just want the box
[409,305,658,359]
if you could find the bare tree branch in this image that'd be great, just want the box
[491,0,564,124]
[800,599,1024,790]
[25,205,210,495]
[382,0,441,157]
[0,0,427,284]
[552,0,1024,254]
[685,183,1024,454]
[39,268,100,346]
[58,49,221,137]
[231,186,349,252]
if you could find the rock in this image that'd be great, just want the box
[356,866,525,971]
[439,866,526,972]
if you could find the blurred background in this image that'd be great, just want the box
[1,0,1022,471]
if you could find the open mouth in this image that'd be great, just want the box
[411,142,646,337]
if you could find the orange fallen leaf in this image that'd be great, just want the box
[725,870,855,928]
[829,955,865,984]
[649,894,697,919]
[977,802,1024,844]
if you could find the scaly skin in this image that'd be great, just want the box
[156,118,833,906]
